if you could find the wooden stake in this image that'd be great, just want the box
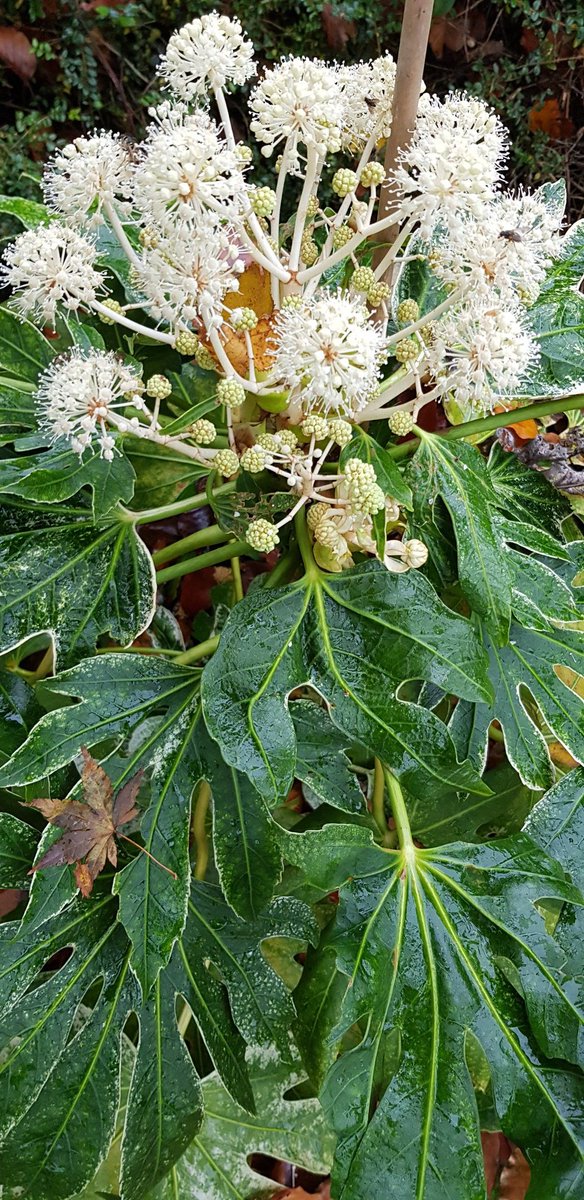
[375,0,434,276]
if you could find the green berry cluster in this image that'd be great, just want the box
[344,458,385,515]
[332,168,358,198]
[359,161,385,188]
[332,225,354,251]
[351,266,376,295]
[300,235,319,266]
[247,518,280,552]
[189,418,216,445]
[214,449,240,477]
[139,226,159,249]
[230,307,258,332]
[145,374,172,401]
[98,299,124,325]
[217,379,246,408]
[397,299,420,326]
[394,338,420,364]
[249,186,277,217]
[387,410,415,437]
[194,342,216,371]
[240,446,272,474]
[175,330,199,356]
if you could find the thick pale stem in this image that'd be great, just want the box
[156,539,249,584]
[384,767,414,853]
[126,482,235,526]
[103,200,142,270]
[289,147,320,273]
[91,300,175,345]
[175,636,220,665]
[151,524,231,567]
[192,781,211,881]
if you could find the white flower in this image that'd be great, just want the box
[158,14,255,99]
[35,349,145,459]
[392,94,508,237]
[426,299,538,415]
[339,55,397,149]
[433,189,564,302]
[250,58,344,166]
[1,224,103,325]
[134,222,244,329]
[135,105,245,230]
[42,132,134,228]
[273,290,385,415]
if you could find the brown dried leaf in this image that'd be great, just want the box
[0,27,36,82]
[321,3,356,51]
[27,749,144,896]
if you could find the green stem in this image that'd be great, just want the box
[384,768,413,853]
[387,394,584,460]
[264,545,301,589]
[174,635,220,665]
[372,758,388,837]
[294,507,319,580]
[156,539,249,584]
[192,781,211,881]
[231,555,244,603]
[125,482,236,525]
[152,524,231,567]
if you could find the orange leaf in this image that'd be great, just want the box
[0,27,36,82]
[223,261,273,320]
[494,406,539,441]
[528,97,575,141]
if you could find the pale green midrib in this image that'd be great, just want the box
[0,921,117,1077]
[425,860,584,1029]
[0,896,112,987]
[1,524,114,609]
[27,953,131,1188]
[321,577,487,701]
[190,1136,244,1199]
[410,868,440,1200]
[246,581,312,795]
[428,440,507,629]
[420,870,584,1151]
[313,584,475,791]
[230,766,255,915]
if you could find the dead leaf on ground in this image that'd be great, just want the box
[27,748,144,895]
[528,97,575,141]
[0,26,36,82]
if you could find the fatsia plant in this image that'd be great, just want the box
[0,9,584,1200]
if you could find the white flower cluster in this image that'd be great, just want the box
[2,9,567,571]
[273,292,385,416]
[36,349,145,459]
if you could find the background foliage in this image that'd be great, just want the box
[1,0,584,225]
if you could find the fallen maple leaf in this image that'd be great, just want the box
[0,27,36,82]
[27,749,175,895]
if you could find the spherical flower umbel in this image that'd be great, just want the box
[135,106,245,231]
[42,132,134,228]
[158,13,256,99]
[273,290,385,416]
[135,224,244,330]
[247,518,280,552]
[35,349,145,460]
[1,223,103,326]
[393,94,508,238]
[250,58,345,165]
[426,299,538,416]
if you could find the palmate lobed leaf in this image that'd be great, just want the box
[0,504,155,669]
[148,1046,335,1200]
[202,559,491,808]
[283,816,584,1200]
[0,870,315,1200]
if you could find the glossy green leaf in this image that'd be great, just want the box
[207,737,282,920]
[283,820,584,1199]
[149,1046,335,1200]
[487,442,571,533]
[0,875,296,1200]
[120,971,203,1200]
[0,655,203,996]
[0,812,38,885]
[0,443,135,517]
[0,194,52,228]
[291,698,365,813]
[451,617,584,790]
[202,559,490,806]
[0,506,155,668]
[125,438,208,511]
[407,434,512,641]
[0,305,54,384]
[395,237,449,317]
